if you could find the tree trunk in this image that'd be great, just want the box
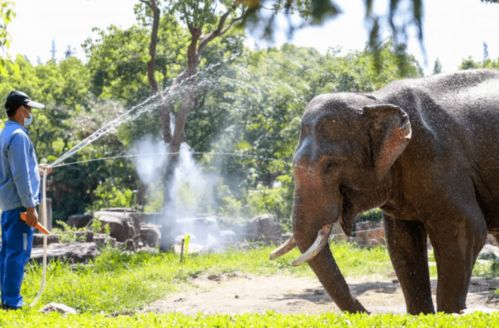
[158,84,197,250]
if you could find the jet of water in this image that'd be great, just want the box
[50,54,241,168]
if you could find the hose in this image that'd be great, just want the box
[29,167,49,307]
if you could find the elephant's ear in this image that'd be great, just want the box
[363,104,412,180]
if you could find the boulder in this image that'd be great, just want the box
[352,220,385,247]
[124,239,136,251]
[244,214,283,244]
[139,224,161,247]
[32,233,60,247]
[67,213,93,228]
[30,242,99,264]
[94,211,138,242]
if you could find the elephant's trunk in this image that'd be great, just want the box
[292,201,368,313]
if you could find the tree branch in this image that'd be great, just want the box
[198,7,243,53]
[146,0,160,92]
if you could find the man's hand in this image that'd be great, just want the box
[38,163,53,176]
[24,207,39,227]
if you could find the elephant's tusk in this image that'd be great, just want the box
[292,224,332,266]
[269,236,296,260]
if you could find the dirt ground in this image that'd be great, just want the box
[144,272,499,314]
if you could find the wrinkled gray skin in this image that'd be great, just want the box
[293,69,499,314]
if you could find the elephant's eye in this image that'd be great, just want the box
[324,159,339,174]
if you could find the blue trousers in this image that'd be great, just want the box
[0,207,33,308]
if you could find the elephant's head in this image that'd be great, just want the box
[270,93,412,312]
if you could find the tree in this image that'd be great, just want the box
[432,58,442,75]
[209,43,421,226]
[0,0,14,49]
[137,0,248,248]
[483,42,489,64]
[241,0,425,60]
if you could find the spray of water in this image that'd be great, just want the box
[50,54,241,168]
[45,54,299,254]
[131,138,241,252]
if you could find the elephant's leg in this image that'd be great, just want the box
[427,205,487,313]
[384,215,434,314]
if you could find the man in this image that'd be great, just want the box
[0,90,47,310]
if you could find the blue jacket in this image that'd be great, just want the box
[0,120,40,211]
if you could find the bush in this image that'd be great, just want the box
[358,208,383,222]
[89,182,134,211]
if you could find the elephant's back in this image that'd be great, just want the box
[380,70,499,226]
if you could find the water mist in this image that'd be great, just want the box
[131,138,239,253]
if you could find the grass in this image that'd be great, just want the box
[0,311,498,327]
[19,243,498,313]
[0,242,495,326]
[20,242,393,314]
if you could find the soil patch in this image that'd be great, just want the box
[144,273,499,314]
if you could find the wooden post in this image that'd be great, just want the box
[46,197,53,230]
[180,237,185,263]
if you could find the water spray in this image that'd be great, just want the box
[28,54,243,306]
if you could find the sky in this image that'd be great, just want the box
[6,0,499,74]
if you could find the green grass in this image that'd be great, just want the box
[19,243,392,314]
[0,243,495,326]
[19,243,498,313]
[0,311,498,327]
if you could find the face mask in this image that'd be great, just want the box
[23,107,33,126]
[24,114,33,126]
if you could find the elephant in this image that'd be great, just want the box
[270,69,499,314]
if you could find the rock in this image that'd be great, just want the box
[40,302,78,314]
[136,246,159,254]
[30,242,99,264]
[67,213,93,228]
[32,233,60,247]
[353,221,385,247]
[140,224,161,247]
[124,239,136,251]
[479,244,499,260]
[244,214,283,244]
[94,211,138,242]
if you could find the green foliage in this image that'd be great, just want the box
[52,220,87,243]
[0,1,421,223]
[247,182,292,226]
[357,208,383,223]
[460,56,499,70]
[242,0,424,70]
[90,183,135,211]
[0,0,14,49]
[208,42,420,223]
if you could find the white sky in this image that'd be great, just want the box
[6,0,499,74]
